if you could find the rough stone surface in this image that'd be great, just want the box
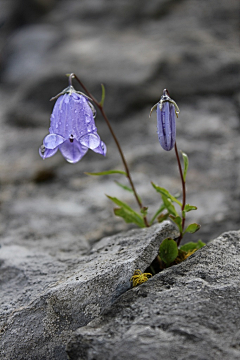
[66,230,240,360]
[0,222,177,359]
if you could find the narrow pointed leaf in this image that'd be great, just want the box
[107,195,137,212]
[183,223,201,234]
[162,195,178,216]
[114,181,142,203]
[115,181,133,193]
[152,183,182,207]
[99,83,106,107]
[159,238,178,267]
[181,151,189,182]
[169,215,182,233]
[107,195,145,227]
[114,208,145,227]
[149,204,166,225]
[85,170,127,176]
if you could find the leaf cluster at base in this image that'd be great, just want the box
[159,238,205,268]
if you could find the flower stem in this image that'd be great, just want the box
[174,142,186,246]
[71,73,149,227]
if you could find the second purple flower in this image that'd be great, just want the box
[150,89,180,151]
[39,85,106,163]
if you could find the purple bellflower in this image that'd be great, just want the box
[149,89,180,151]
[39,85,106,163]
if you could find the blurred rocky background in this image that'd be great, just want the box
[0,0,240,263]
[1,0,240,358]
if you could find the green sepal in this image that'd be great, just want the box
[159,238,178,267]
[152,183,182,207]
[183,223,201,234]
[99,83,105,107]
[161,195,178,217]
[180,240,206,252]
[149,204,166,225]
[107,195,145,228]
[169,215,182,233]
[85,170,127,176]
[157,212,169,223]
[181,151,189,182]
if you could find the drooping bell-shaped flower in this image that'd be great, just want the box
[149,89,180,151]
[39,85,106,163]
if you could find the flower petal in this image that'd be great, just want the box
[43,134,65,149]
[50,93,97,140]
[157,102,176,151]
[39,146,58,159]
[92,141,107,156]
[79,132,101,149]
[169,103,176,148]
[59,139,88,163]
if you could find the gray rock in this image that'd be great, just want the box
[0,222,177,360]
[66,230,240,360]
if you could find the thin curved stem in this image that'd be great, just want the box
[70,73,149,227]
[174,142,186,246]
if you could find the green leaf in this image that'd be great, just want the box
[107,195,137,212]
[196,240,205,248]
[152,183,182,207]
[181,151,189,182]
[99,83,106,107]
[161,195,178,217]
[114,181,142,203]
[159,238,178,267]
[149,204,166,225]
[180,240,206,252]
[180,242,198,252]
[113,208,145,227]
[169,215,182,233]
[184,204,197,212]
[183,223,201,234]
[157,212,169,223]
[107,195,145,228]
[114,181,133,193]
[85,170,127,176]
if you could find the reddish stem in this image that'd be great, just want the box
[174,142,186,246]
[71,73,149,227]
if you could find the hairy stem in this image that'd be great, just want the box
[70,73,149,227]
[174,142,186,246]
